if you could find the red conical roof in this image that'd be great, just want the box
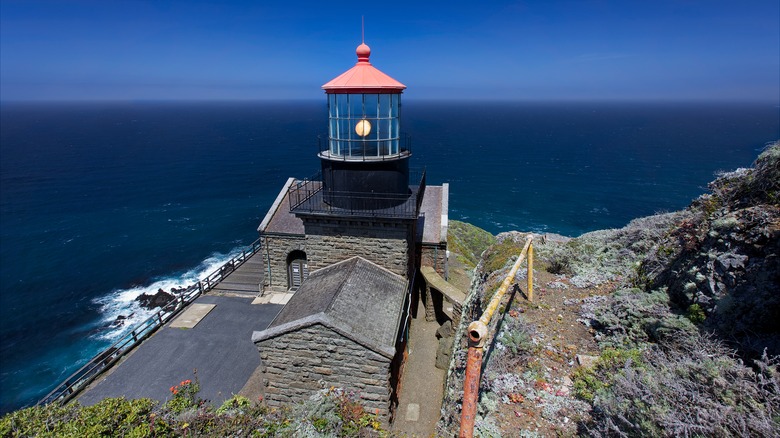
[322,43,406,93]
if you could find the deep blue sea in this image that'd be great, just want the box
[1,100,778,413]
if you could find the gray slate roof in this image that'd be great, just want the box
[251,257,408,359]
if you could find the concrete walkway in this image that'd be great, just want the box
[78,295,282,406]
[392,308,446,437]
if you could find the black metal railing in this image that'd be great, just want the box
[37,238,263,407]
[288,169,426,220]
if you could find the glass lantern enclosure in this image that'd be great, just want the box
[325,93,403,159]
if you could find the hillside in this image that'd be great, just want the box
[3,142,777,437]
[439,141,779,437]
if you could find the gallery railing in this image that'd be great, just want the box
[288,169,426,220]
[37,238,263,407]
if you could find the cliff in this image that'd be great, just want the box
[439,141,779,437]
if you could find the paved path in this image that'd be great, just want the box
[392,306,447,437]
[78,295,282,406]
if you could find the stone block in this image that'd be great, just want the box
[313,367,333,375]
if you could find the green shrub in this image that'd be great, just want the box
[572,348,644,403]
[215,394,252,415]
[162,378,201,415]
[447,220,496,268]
[686,303,707,324]
[0,398,157,438]
[482,238,528,274]
[1,384,387,437]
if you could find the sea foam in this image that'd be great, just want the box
[91,247,243,342]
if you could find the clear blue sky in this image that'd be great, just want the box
[1,0,778,101]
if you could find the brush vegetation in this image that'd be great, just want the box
[447,220,496,269]
[0,384,385,438]
[439,141,780,437]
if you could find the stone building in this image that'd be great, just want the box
[252,40,450,420]
[252,257,406,416]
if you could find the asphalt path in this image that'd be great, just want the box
[78,295,282,406]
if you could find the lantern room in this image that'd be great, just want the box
[320,42,410,209]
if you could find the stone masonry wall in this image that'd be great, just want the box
[421,242,448,279]
[303,218,413,278]
[261,234,305,292]
[257,324,393,418]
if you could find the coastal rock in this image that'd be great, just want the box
[110,314,133,328]
[135,289,174,310]
[435,337,453,370]
[639,143,780,357]
[436,320,454,339]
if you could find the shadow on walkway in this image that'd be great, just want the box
[392,299,447,437]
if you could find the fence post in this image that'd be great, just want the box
[527,243,534,302]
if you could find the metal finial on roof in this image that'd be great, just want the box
[322,31,406,91]
[356,42,371,63]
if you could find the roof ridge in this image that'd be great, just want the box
[324,257,357,313]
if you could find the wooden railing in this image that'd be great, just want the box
[37,238,263,407]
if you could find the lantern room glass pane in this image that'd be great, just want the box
[379,94,391,118]
[364,94,378,118]
[326,92,402,159]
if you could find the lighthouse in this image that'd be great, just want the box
[320,42,410,209]
[253,40,451,420]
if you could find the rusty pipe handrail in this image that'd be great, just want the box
[460,235,534,438]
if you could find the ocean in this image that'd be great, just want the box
[1,100,777,413]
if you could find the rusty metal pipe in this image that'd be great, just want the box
[459,321,487,438]
[459,235,533,438]
[527,243,534,302]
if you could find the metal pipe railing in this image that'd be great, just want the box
[459,235,534,438]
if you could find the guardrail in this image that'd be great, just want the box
[37,238,263,407]
[460,235,534,438]
[288,169,426,220]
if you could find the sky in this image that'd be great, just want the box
[1,0,778,102]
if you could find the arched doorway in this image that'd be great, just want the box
[286,250,308,291]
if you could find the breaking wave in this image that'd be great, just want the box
[91,247,244,342]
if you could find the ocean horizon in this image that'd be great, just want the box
[1,99,778,413]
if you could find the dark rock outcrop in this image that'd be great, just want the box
[640,142,780,357]
[135,289,175,310]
